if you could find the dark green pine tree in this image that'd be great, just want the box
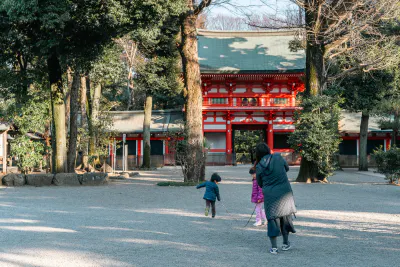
[327,69,395,171]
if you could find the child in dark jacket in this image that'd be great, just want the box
[250,167,267,226]
[196,173,221,218]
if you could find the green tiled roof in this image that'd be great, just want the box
[198,30,305,73]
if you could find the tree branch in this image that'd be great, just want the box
[194,0,213,16]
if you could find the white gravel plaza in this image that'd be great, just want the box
[0,166,399,267]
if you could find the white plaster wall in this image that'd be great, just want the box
[257,117,269,122]
[204,132,226,149]
[234,88,246,93]
[204,124,226,130]
[0,133,3,157]
[252,88,264,93]
[273,124,295,130]
[204,117,214,123]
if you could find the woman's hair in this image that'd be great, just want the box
[211,173,222,182]
[255,143,271,162]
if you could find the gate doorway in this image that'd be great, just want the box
[232,124,266,164]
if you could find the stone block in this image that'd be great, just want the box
[14,174,26,186]
[2,174,26,186]
[26,174,54,186]
[53,173,80,186]
[79,172,108,186]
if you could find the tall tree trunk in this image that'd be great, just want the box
[296,5,326,182]
[180,11,205,182]
[67,71,80,173]
[80,75,89,170]
[65,68,73,133]
[359,111,369,171]
[392,112,399,147]
[47,51,67,173]
[142,95,152,169]
[44,123,51,173]
[88,83,101,155]
[127,67,133,110]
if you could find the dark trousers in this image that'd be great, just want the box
[206,200,216,216]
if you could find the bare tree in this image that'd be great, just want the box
[205,14,250,30]
[115,36,139,111]
[250,0,400,181]
[255,0,400,89]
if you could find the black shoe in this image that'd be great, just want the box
[212,214,216,218]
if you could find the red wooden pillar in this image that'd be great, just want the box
[385,138,391,151]
[268,115,274,153]
[165,140,169,155]
[226,120,232,154]
[137,138,142,167]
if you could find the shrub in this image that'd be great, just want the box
[373,147,400,184]
[288,95,342,180]
[11,135,45,174]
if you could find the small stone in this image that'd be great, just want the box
[79,172,108,186]
[129,172,139,177]
[120,172,130,179]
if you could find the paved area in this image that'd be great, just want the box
[0,166,399,267]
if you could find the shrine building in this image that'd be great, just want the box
[198,29,305,163]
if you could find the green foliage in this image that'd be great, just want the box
[12,97,51,134]
[373,147,400,184]
[90,44,128,110]
[89,108,117,161]
[288,95,342,178]
[326,68,394,113]
[135,56,184,109]
[375,67,400,138]
[8,96,51,173]
[10,135,45,174]
[234,130,263,163]
[134,17,184,109]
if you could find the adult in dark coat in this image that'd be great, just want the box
[255,143,296,254]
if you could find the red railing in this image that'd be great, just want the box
[202,97,294,107]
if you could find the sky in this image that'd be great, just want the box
[207,0,297,17]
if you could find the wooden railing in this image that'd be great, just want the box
[202,97,295,107]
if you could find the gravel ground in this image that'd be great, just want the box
[0,166,399,267]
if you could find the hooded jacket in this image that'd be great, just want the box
[196,181,220,202]
[256,154,296,220]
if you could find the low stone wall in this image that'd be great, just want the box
[1,172,109,187]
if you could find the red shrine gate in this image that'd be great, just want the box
[201,73,305,164]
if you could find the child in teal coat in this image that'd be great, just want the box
[196,173,221,218]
